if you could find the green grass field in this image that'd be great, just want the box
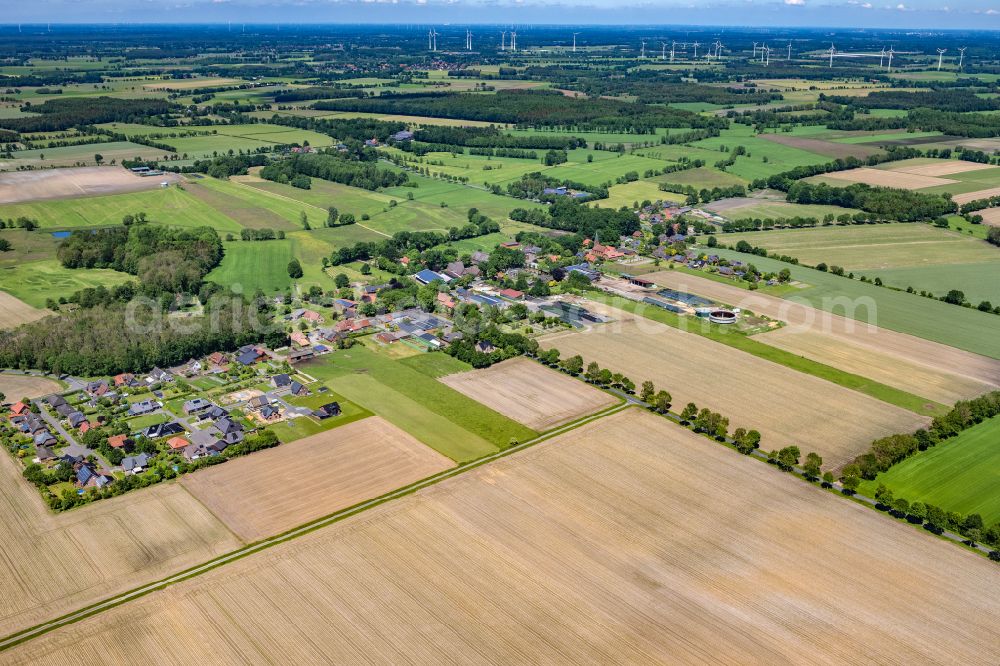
[0,259,133,307]
[687,125,833,181]
[303,345,536,462]
[718,223,1000,304]
[651,166,749,189]
[859,416,1000,525]
[711,200,861,221]
[709,247,1000,359]
[0,186,242,232]
[599,179,685,209]
[269,389,372,442]
[205,240,295,294]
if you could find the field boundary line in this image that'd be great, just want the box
[0,400,629,651]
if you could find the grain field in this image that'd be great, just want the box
[646,270,1000,393]
[0,291,48,329]
[822,167,954,189]
[180,416,453,541]
[0,373,62,400]
[892,160,996,177]
[0,452,241,637]
[7,409,999,665]
[540,305,928,467]
[439,356,617,430]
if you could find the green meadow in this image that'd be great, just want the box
[859,416,1000,525]
[0,259,133,307]
[303,345,536,462]
[710,247,1000,360]
[205,240,296,294]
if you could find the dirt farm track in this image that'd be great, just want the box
[0,166,181,205]
[6,409,998,664]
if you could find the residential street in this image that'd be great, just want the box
[32,401,113,473]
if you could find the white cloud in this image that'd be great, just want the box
[784,0,805,5]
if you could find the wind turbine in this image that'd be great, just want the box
[640,39,647,59]
[786,41,792,61]
[716,41,725,59]
[879,47,886,68]
[828,43,836,68]
[500,30,507,51]
[752,41,759,59]
[886,46,895,72]
[467,30,473,51]
[958,46,967,70]
[760,42,767,63]
[428,29,434,51]
[661,42,668,60]
[692,41,700,59]
[572,32,580,53]
[510,31,517,52]
[936,48,947,71]
[670,41,677,63]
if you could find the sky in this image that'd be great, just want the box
[5,0,1000,30]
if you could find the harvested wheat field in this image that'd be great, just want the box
[758,133,880,160]
[439,357,617,430]
[891,160,996,177]
[761,328,989,404]
[952,186,1000,206]
[647,270,1000,393]
[822,167,954,190]
[0,373,62,400]
[180,416,453,541]
[0,291,48,329]
[8,409,1000,665]
[540,312,926,467]
[0,452,241,637]
[978,207,1000,226]
[0,167,181,205]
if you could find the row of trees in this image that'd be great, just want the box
[871,484,1000,550]
[786,181,956,222]
[260,152,408,191]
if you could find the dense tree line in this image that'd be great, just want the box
[658,182,746,204]
[848,391,1000,479]
[268,114,407,143]
[58,223,223,294]
[824,89,1000,113]
[786,181,956,221]
[751,146,924,191]
[0,97,175,132]
[313,89,724,133]
[446,327,539,369]
[328,209,500,265]
[412,126,585,150]
[0,299,288,376]
[273,86,369,102]
[260,152,407,191]
[505,172,608,201]
[510,199,639,241]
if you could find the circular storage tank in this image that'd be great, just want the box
[708,309,738,324]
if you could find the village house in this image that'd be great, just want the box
[211,417,245,445]
[9,401,30,417]
[113,373,136,388]
[167,436,190,451]
[271,374,291,389]
[290,331,310,347]
[139,422,184,440]
[108,434,133,450]
[289,381,309,397]
[183,397,213,416]
[145,368,172,384]
[122,453,151,475]
[46,394,68,409]
[128,399,158,417]
[288,348,316,363]
[311,402,342,419]
[85,380,109,397]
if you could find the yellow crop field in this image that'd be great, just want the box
[647,270,1000,399]
[0,452,241,637]
[0,292,48,329]
[540,305,929,468]
[0,373,62,400]
[439,357,617,430]
[180,416,453,541]
[7,409,999,664]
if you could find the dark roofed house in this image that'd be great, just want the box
[55,403,75,418]
[146,368,172,384]
[212,417,244,445]
[183,397,212,415]
[129,399,158,417]
[122,453,152,474]
[236,349,262,366]
[33,431,56,447]
[247,396,270,410]
[414,269,449,285]
[139,422,184,440]
[85,380,109,397]
[290,381,309,397]
[312,402,342,419]
[34,445,55,462]
[391,130,414,142]
[188,428,226,453]
[204,405,228,421]
[46,394,68,408]
[271,374,291,388]
[475,341,497,354]
[288,348,315,364]
[259,405,281,421]
[67,411,86,428]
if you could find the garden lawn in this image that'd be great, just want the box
[859,416,1000,525]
